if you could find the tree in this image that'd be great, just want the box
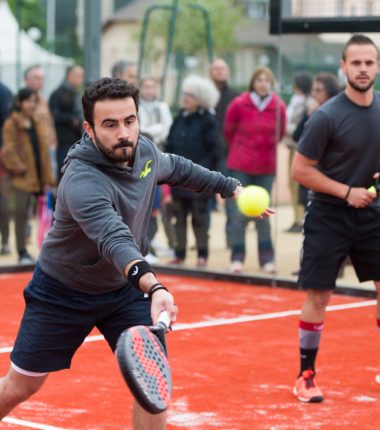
[8,0,47,46]
[8,0,82,63]
[142,0,242,59]
[138,0,242,106]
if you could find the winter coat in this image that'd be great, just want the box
[1,111,55,193]
[49,81,83,148]
[166,108,222,199]
[224,92,286,175]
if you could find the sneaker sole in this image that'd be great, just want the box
[293,387,324,403]
[375,375,380,384]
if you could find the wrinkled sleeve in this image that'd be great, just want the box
[296,110,333,161]
[61,172,143,275]
[156,150,240,198]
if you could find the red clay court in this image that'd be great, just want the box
[0,271,379,430]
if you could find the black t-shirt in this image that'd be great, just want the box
[297,91,380,205]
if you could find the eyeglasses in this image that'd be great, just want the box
[312,87,326,93]
[182,91,196,98]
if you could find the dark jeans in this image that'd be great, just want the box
[0,176,10,246]
[12,187,32,256]
[229,171,275,266]
[216,157,233,246]
[172,196,209,259]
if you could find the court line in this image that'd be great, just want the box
[0,299,375,354]
[1,299,376,430]
[2,416,66,430]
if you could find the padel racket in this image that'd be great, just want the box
[116,311,172,414]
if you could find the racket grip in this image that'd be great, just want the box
[157,311,171,330]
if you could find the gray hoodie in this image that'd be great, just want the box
[38,133,239,294]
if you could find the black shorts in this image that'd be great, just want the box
[10,264,151,373]
[298,200,380,290]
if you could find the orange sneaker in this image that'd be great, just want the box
[293,370,324,403]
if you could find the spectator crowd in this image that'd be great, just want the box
[0,57,345,273]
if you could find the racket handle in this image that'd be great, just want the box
[157,311,171,330]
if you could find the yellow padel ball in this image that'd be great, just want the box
[368,185,377,195]
[237,185,270,217]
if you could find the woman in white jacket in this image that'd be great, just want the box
[139,77,173,150]
[138,77,174,261]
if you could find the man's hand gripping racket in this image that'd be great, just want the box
[116,311,172,414]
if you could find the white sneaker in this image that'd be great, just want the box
[261,262,276,274]
[230,260,243,273]
[145,253,159,264]
[18,254,35,265]
[376,374,380,384]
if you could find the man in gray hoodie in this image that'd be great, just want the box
[0,78,262,429]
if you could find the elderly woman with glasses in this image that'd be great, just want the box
[165,75,221,268]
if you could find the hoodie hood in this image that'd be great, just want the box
[62,132,137,178]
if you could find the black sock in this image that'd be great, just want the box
[299,348,318,376]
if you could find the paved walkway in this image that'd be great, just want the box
[0,204,374,293]
[151,204,374,292]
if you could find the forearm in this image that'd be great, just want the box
[292,163,348,199]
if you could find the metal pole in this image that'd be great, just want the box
[138,5,173,81]
[161,0,180,100]
[84,0,101,83]
[15,0,22,89]
[46,0,56,53]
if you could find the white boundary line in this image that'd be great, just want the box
[0,299,376,429]
[2,417,66,429]
[1,299,376,355]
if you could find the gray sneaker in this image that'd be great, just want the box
[18,252,35,265]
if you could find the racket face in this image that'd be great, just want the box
[116,326,172,414]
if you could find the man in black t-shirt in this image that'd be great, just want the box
[291,34,380,403]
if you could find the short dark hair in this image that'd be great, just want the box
[65,64,82,79]
[23,64,42,81]
[293,71,312,95]
[314,72,340,99]
[342,34,379,60]
[14,87,38,112]
[82,77,139,127]
[111,60,136,79]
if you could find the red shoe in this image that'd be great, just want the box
[168,257,184,265]
[197,257,208,268]
[293,370,324,403]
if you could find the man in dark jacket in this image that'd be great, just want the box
[0,81,13,255]
[0,81,13,149]
[49,64,84,181]
[210,58,239,247]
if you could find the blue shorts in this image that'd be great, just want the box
[10,264,151,373]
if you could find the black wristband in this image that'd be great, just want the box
[344,186,352,201]
[148,283,168,300]
[128,260,155,291]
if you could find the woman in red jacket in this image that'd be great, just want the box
[224,66,286,273]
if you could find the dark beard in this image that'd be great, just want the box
[346,76,375,93]
[94,135,136,164]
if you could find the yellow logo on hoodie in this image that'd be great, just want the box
[140,160,152,178]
